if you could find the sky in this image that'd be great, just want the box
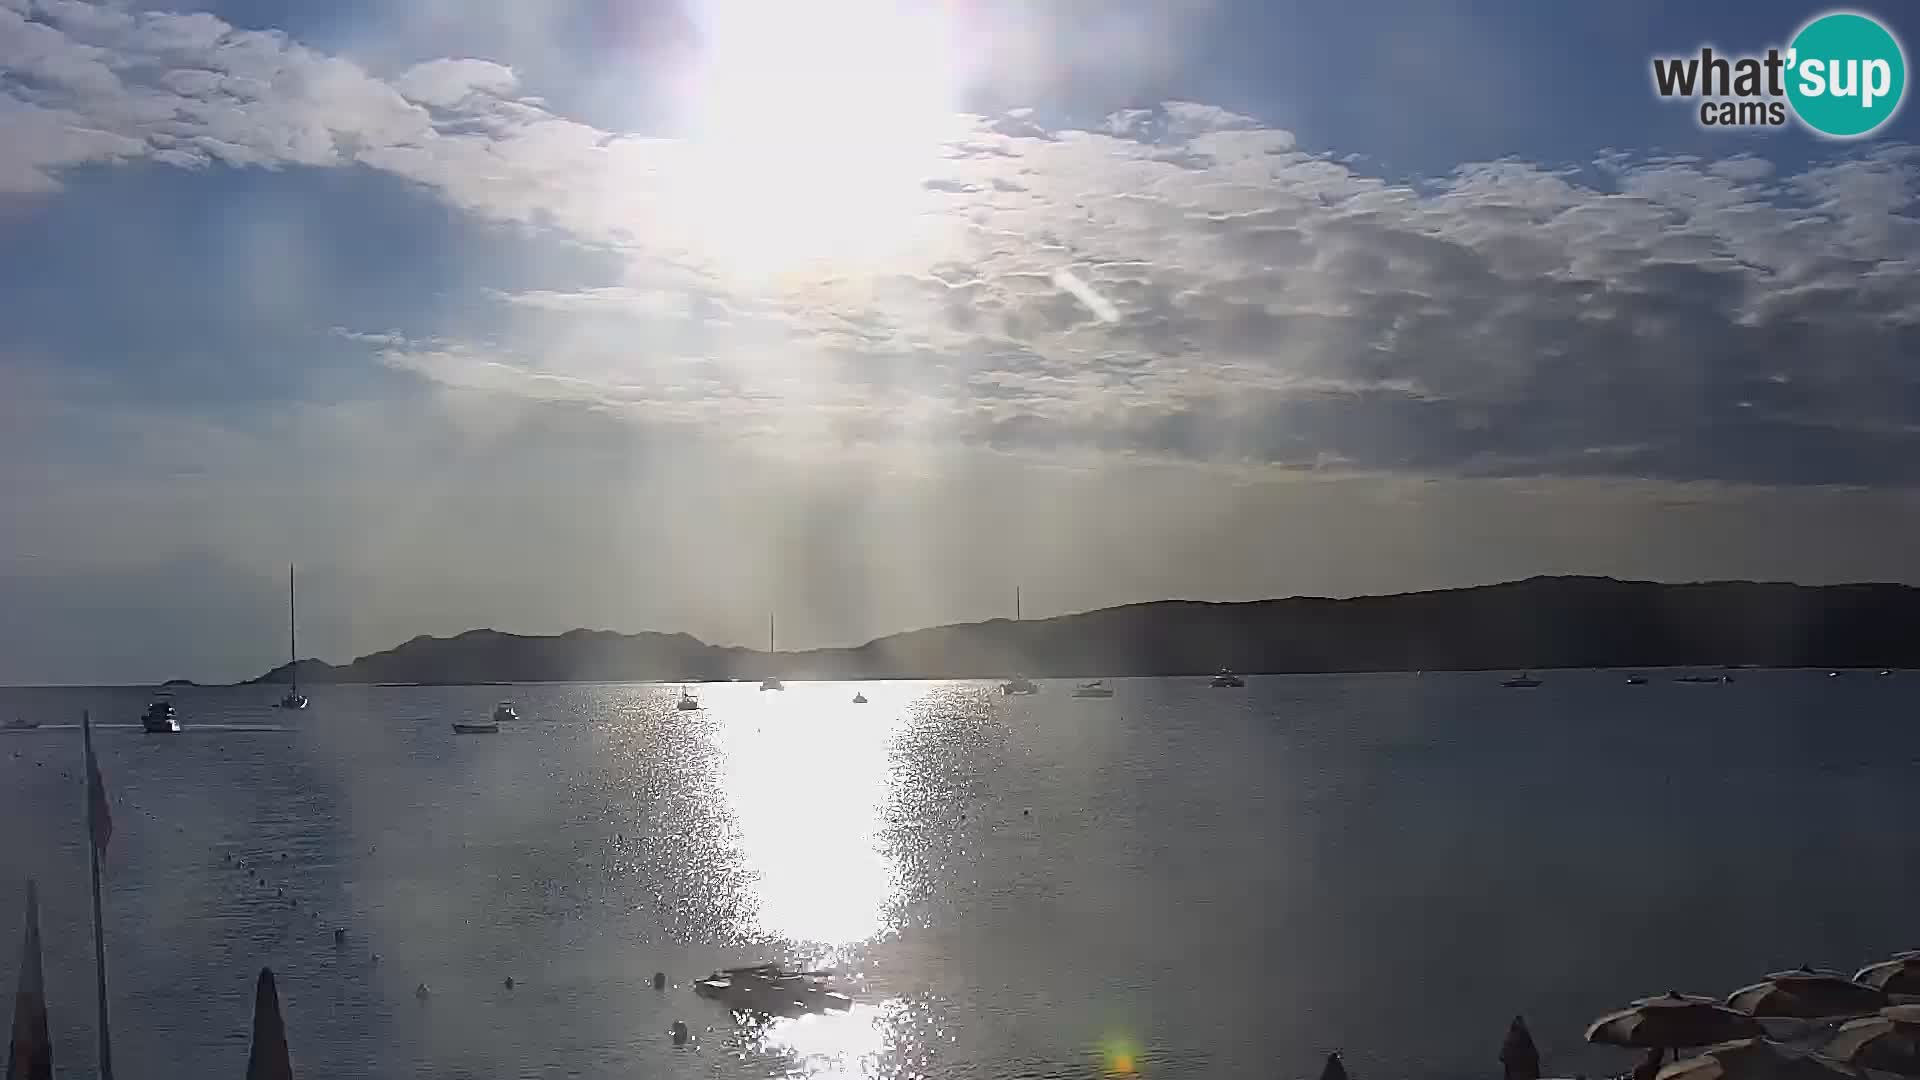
[3,0,1919,684]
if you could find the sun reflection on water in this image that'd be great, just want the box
[711,682,909,947]
[742,998,950,1080]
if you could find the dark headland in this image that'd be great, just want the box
[239,576,1920,686]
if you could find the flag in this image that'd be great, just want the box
[245,968,294,1080]
[85,719,111,855]
[6,880,51,1080]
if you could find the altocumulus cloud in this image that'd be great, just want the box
[5,0,1920,487]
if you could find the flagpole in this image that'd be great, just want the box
[81,711,114,1080]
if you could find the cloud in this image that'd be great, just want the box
[5,1,1920,489]
[393,58,517,108]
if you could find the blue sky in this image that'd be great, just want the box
[2,0,1918,682]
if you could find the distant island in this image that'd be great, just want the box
[236,576,1920,686]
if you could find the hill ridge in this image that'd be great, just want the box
[239,575,1920,686]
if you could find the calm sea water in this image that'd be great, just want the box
[2,672,1917,1080]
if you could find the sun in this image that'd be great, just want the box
[662,0,968,282]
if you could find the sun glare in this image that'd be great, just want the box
[666,0,967,281]
[713,682,906,946]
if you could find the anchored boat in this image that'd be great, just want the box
[694,964,852,1017]
[276,564,308,710]
[141,695,181,733]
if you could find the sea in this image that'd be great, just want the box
[1,671,1917,1080]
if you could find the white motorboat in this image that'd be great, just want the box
[491,702,519,723]
[677,687,700,711]
[141,696,181,733]
[1209,669,1245,688]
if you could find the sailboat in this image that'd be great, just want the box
[760,612,785,691]
[1001,586,1040,695]
[276,564,308,710]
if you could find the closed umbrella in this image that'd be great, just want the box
[1658,1039,1866,1080]
[1589,992,1768,1051]
[1823,1006,1920,1076]
[246,968,293,1080]
[1855,955,1920,996]
[8,881,51,1080]
[1503,1016,1541,1080]
[1729,968,1888,1020]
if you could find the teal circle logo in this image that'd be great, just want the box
[1786,11,1906,138]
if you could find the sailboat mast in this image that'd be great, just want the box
[768,611,775,655]
[287,564,297,695]
[1016,586,1021,622]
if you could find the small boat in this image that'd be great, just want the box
[677,687,700,711]
[141,697,181,734]
[451,722,499,734]
[1209,669,1245,688]
[1879,670,1893,677]
[851,691,868,704]
[1828,671,1842,678]
[1675,674,1727,684]
[1071,680,1114,699]
[760,611,785,690]
[275,564,308,710]
[1625,675,1648,685]
[1500,673,1542,688]
[491,702,519,723]
[3,717,39,730]
[1001,675,1039,696]
[694,964,852,1016]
